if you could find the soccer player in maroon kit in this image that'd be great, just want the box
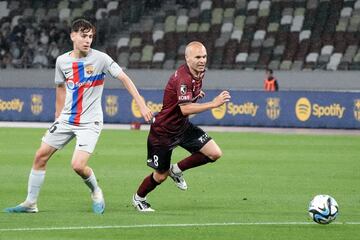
[132,41,231,211]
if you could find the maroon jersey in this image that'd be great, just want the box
[151,64,204,137]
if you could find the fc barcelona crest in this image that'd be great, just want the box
[266,97,280,120]
[31,94,43,115]
[354,99,360,122]
[105,95,118,117]
[85,65,94,75]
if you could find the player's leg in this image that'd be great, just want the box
[71,149,104,214]
[5,142,57,213]
[72,122,104,214]
[198,139,222,161]
[175,140,220,171]
[5,121,71,213]
[132,135,172,212]
[170,125,219,190]
[132,170,168,212]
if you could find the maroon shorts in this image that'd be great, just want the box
[146,122,212,172]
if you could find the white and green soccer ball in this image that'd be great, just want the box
[308,194,339,224]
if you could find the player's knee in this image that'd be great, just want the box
[71,161,85,174]
[208,149,222,162]
[153,171,168,183]
[34,149,49,168]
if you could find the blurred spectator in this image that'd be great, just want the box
[47,41,60,67]
[0,49,7,68]
[24,27,36,46]
[21,46,34,68]
[56,20,70,33]
[0,31,9,53]
[9,41,22,67]
[33,47,48,68]
[1,51,12,68]
[39,31,49,45]
[1,22,11,40]
[10,18,26,43]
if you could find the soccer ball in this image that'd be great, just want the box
[308,194,339,224]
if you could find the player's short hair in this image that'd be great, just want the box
[71,19,96,35]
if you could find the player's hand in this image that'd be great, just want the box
[212,91,231,107]
[140,106,153,123]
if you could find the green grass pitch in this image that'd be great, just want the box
[0,127,359,240]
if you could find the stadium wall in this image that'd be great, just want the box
[1,88,359,129]
[0,69,359,91]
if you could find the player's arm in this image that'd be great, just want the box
[117,71,153,122]
[180,91,231,116]
[55,83,66,119]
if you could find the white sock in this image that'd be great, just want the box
[171,163,182,174]
[25,169,46,204]
[135,193,145,201]
[84,170,99,193]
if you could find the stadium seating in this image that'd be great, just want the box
[118,0,358,71]
[0,0,359,71]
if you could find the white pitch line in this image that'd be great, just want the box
[1,121,360,135]
[0,222,359,232]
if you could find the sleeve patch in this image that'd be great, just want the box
[180,84,187,95]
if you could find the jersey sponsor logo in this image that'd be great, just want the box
[31,94,43,115]
[178,95,190,101]
[266,97,280,120]
[180,85,187,95]
[66,79,76,90]
[66,78,104,90]
[354,99,360,122]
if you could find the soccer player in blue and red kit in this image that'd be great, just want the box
[132,41,231,211]
[5,19,153,214]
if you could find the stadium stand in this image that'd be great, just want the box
[0,0,359,70]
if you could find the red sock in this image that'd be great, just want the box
[136,173,160,198]
[177,152,213,171]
